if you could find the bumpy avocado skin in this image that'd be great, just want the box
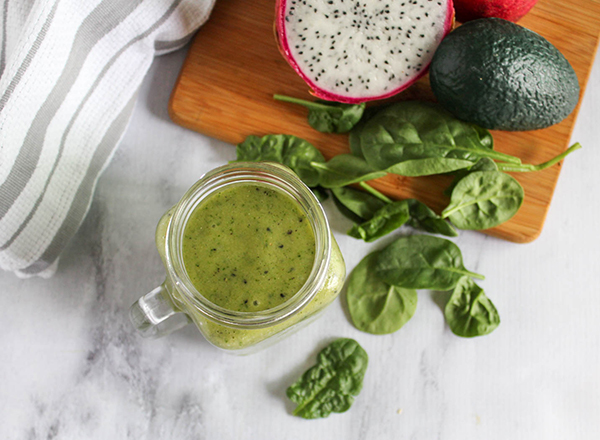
[429,18,580,131]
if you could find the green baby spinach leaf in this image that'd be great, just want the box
[363,140,522,177]
[273,94,365,133]
[311,154,387,188]
[287,338,368,419]
[364,142,481,176]
[332,194,365,223]
[348,105,387,158]
[355,101,497,153]
[348,201,410,242]
[445,276,500,337]
[331,187,386,223]
[405,199,458,237]
[442,171,524,230]
[349,119,367,159]
[346,198,457,242]
[444,157,499,197]
[375,235,484,290]
[235,134,325,187]
[350,116,407,160]
[347,252,417,335]
[333,186,456,241]
[351,101,521,177]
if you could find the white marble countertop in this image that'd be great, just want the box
[2,42,600,439]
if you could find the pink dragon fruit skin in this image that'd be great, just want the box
[275,0,455,104]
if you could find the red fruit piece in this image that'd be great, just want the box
[454,0,538,23]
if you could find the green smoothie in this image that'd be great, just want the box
[182,184,315,311]
[156,181,346,352]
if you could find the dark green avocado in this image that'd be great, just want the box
[429,18,580,131]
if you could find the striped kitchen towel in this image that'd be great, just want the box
[0,0,215,278]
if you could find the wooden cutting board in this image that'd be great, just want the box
[169,0,600,243]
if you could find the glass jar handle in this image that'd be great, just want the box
[129,284,191,338]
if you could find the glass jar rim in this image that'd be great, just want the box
[164,162,332,329]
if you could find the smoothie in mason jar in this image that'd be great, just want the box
[151,165,346,352]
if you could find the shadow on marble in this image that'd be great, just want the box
[168,320,214,349]
[336,279,354,328]
[429,291,451,314]
[142,48,239,169]
[322,198,354,236]
[144,46,188,123]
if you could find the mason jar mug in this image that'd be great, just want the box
[129,162,346,354]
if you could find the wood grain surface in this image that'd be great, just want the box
[169,0,600,243]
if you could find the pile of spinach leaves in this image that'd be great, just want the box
[267,97,579,419]
[235,98,579,341]
[243,98,581,233]
[235,132,459,242]
[347,235,499,337]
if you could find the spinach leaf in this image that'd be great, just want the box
[333,186,456,241]
[351,101,520,177]
[375,235,484,290]
[349,116,402,159]
[332,197,365,224]
[274,94,365,133]
[495,142,582,173]
[354,102,579,178]
[442,171,524,230]
[348,105,388,158]
[287,338,368,419]
[348,201,410,242]
[444,157,499,197]
[331,187,386,222]
[346,198,457,242]
[378,150,475,177]
[235,134,325,187]
[349,119,366,159]
[355,101,497,154]
[405,199,458,237]
[445,276,500,337]
[311,154,387,188]
[347,252,417,335]
[363,141,519,177]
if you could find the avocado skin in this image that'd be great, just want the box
[429,18,580,131]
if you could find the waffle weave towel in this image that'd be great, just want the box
[0,0,215,277]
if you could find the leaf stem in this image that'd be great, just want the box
[463,269,486,281]
[310,162,330,171]
[273,94,340,112]
[479,150,522,165]
[497,143,582,172]
[359,182,393,204]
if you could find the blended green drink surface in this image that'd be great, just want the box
[182,184,316,312]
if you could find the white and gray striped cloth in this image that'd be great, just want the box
[0,0,215,278]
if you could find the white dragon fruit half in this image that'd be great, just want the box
[275,0,454,103]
